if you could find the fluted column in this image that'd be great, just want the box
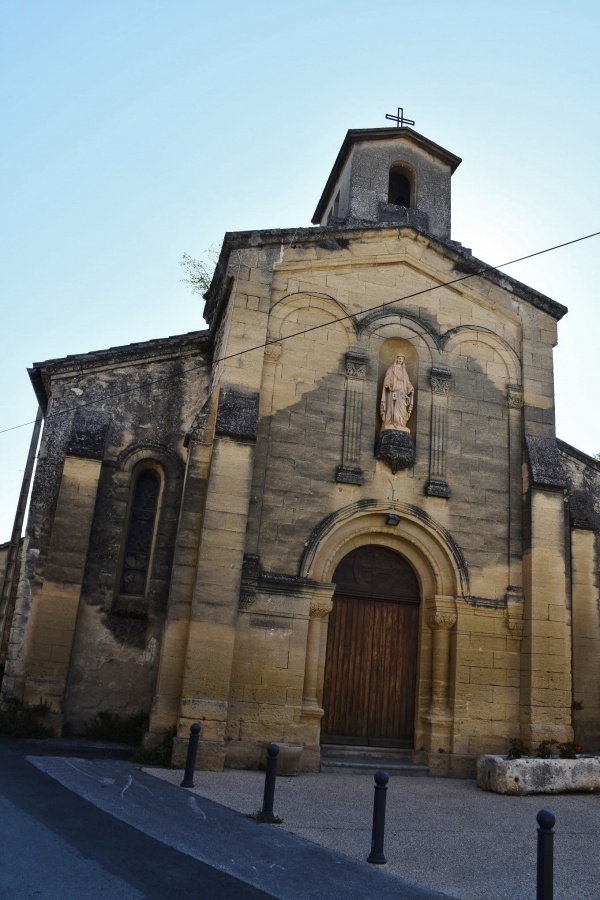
[426,367,451,498]
[336,351,368,485]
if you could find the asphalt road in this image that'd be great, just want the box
[0,739,273,899]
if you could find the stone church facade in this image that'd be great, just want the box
[2,126,600,776]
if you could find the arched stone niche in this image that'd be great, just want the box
[375,338,418,472]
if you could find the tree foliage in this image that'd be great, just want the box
[180,247,220,298]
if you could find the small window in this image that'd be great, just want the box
[388,165,412,207]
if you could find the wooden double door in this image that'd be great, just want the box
[321,545,420,748]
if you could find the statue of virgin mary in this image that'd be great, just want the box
[379,353,414,432]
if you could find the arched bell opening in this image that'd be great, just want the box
[387,163,415,207]
[321,545,421,749]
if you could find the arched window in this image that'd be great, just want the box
[388,164,413,207]
[115,465,162,614]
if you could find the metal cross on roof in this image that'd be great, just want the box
[385,107,415,128]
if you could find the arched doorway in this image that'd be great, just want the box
[321,545,420,748]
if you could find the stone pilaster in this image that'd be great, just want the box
[173,385,259,771]
[507,384,524,590]
[426,367,451,498]
[336,351,368,485]
[521,485,572,746]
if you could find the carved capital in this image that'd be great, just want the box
[425,596,457,632]
[430,367,451,396]
[310,600,333,619]
[506,384,523,409]
[427,612,457,631]
[264,342,282,364]
[345,351,368,379]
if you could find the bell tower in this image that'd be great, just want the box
[312,127,461,239]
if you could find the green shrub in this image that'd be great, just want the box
[132,727,176,765]
[507,738,530,759]
[536,740,557,759]
[0,698,54,738]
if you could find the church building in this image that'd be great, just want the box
[2,124,600,777]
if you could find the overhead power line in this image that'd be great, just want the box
[1,228,599,440]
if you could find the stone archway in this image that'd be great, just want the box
[321,545,421,748]
[299,501,466,756]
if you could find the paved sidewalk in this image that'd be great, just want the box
[148,767,600,900]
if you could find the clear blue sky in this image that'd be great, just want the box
[2,0,599,539]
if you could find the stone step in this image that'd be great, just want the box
[321,757,429,776]
[320,744,413,762]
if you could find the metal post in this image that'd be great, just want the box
[180,723,201,788]
[367,770,389,864]
[261,743,280,821]
[536,809,555,900]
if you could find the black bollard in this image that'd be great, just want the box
[180,723,201,788]
[261,743,280,821]
[536,809,555,900]
[367,770,389,864]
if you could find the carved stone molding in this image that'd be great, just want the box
[375,430,416,474]
[335,465,363,485]
[507,384,524,409]
[425,479,451,499]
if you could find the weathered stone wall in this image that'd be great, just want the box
[3,333,212,732]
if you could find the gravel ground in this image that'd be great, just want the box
[145,767,600,900]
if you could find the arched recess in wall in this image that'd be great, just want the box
[442,326,521,385]
[300,499,468,599]
[443,328,521,601]
[111,444,185,619]
[269,291,357,342]
[266,291,354,407]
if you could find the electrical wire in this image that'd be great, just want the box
[1,228,599,439]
